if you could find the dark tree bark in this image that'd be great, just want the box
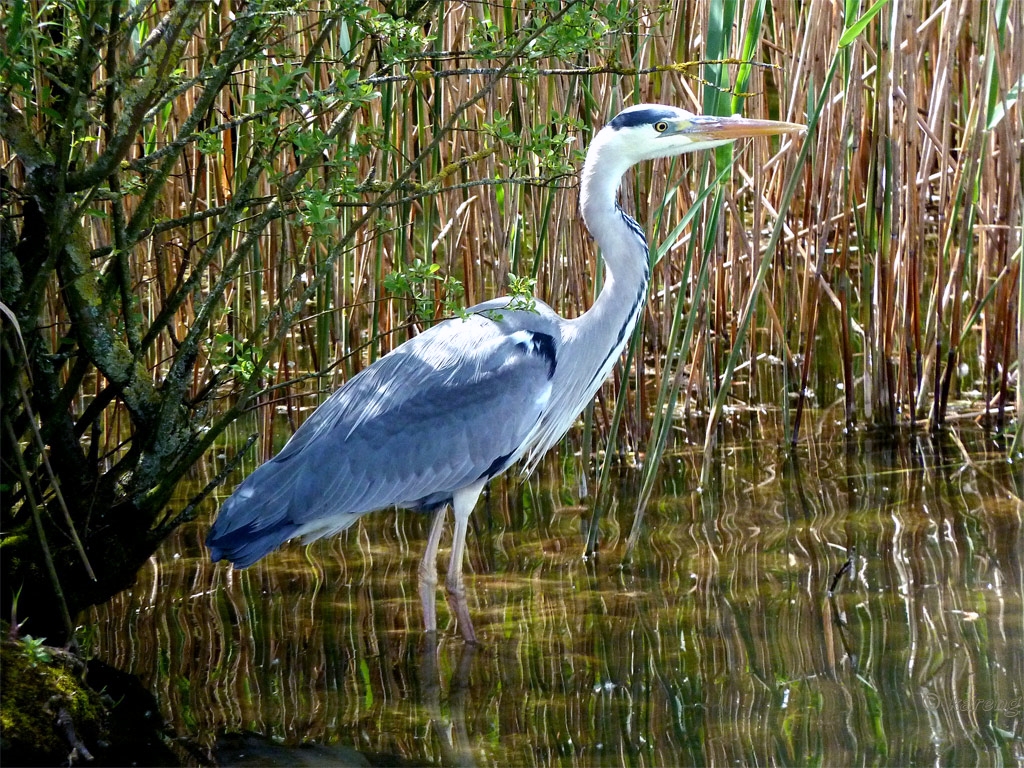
[0,0,330,642]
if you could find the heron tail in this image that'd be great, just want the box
[205,454,310,567]
[205,487,302,568]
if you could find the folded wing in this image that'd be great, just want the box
[206,305,561,567]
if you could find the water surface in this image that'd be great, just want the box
[93,413,1024,765]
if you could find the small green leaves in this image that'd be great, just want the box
[506,272,538,314]
[480,273,538,323]
[210,332,262,383]
[384,259,465,322]
[18,635,52,668]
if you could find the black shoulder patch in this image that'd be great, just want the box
[479,449,515,481]
[609,107,678,130]
[515,331,557,379]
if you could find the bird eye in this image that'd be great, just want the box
[654,121,669,132]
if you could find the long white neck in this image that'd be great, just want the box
[525,127,651,468]
[575,129,651,344]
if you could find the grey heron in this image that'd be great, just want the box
[207,104,803,643]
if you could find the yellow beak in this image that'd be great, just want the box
[672,114,805,140]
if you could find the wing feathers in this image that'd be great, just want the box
[207,309,560,566]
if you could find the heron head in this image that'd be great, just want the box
[604,104,804,162]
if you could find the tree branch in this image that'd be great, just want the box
[65,1,204,192]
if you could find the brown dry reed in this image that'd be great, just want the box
[3,0,1021,485]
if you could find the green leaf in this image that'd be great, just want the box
[839,0,891,48]
[987,72,1022,130]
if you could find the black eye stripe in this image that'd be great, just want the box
[609,107,680,130]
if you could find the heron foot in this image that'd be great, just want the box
[445,573,478,645]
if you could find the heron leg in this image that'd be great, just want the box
[446,481,485,644]
[419,506,448,635]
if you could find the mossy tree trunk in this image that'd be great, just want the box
[1,0,258,642]
[0,0,438,642]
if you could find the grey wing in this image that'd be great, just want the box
[206,308,560,567]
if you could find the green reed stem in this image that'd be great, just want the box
[700,50,839,485]
[626,163,732,558]
[585,323,642,557]
[1013,244,1024,457]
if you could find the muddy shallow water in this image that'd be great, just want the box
[92,413,1023,765]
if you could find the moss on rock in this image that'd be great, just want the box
[0,624,186,766]
[0,633,105,765]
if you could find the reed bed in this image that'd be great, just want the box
[2,0,1021,512]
